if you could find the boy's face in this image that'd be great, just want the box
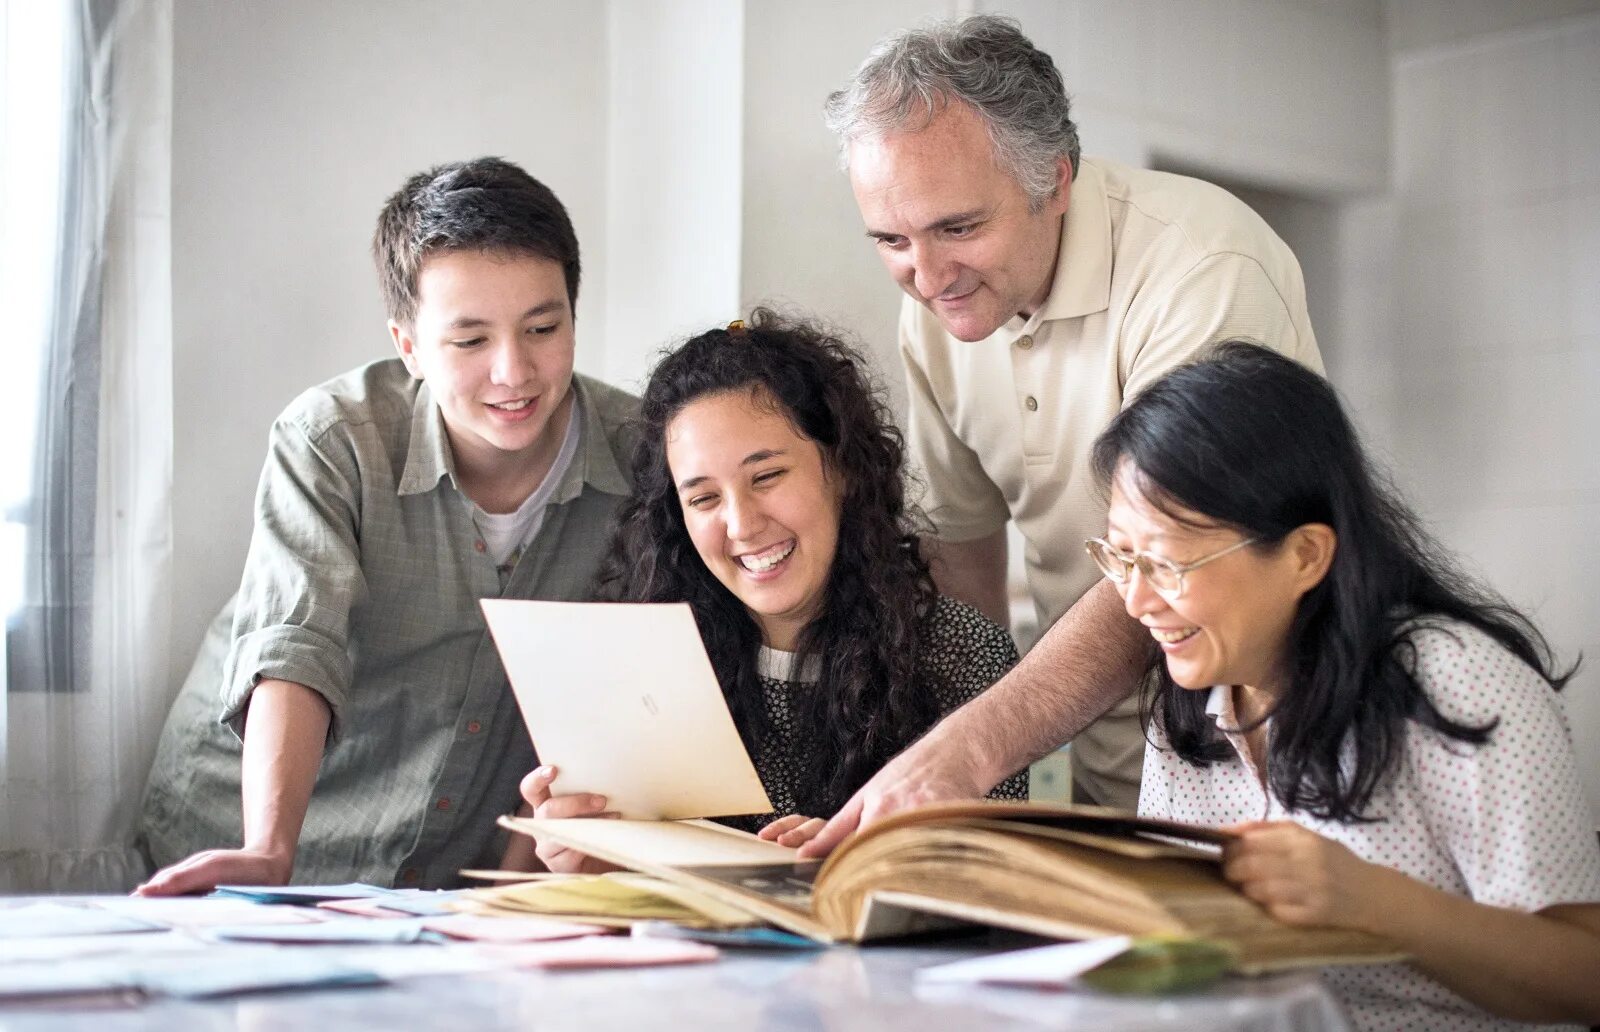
[391,250,576,484]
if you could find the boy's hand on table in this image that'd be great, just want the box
[134,847,290,897]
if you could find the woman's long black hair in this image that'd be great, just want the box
[1091,342,1574,822]
[601,308,940,818]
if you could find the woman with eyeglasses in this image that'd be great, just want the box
[502,310,1028,873]
[1088,342,1600,1030]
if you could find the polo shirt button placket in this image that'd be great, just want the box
[1024,395,1039,412]
[1016,334,1034,350]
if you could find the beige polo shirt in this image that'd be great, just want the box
[900,156,1324,809]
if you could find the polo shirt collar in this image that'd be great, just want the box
[1030,158,1114,326]
[396,374,630,501]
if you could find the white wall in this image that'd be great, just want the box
[740,0,1389,411]
[604,0,744,393]
[1370,8,1600,822]
[169,0,611,668]
[165,1,1599,822]
[740,0,955,411]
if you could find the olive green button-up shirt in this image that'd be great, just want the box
[139,360,637,888]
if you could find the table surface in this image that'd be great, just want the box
[0,901,1354,1032]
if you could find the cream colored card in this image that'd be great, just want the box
[481,600,773,819]
[507,817,799,868]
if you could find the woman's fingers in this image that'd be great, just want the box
[519,765,559,810]
[779,818,827,846]
[759,814,809,841]
[535,792,610,819]
[765,816,825,847]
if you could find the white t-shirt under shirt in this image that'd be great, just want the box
[1139,618,1600,1032]
[470,397,583,568]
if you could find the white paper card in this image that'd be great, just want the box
[481,599,773,819]
[917,936,1135,987]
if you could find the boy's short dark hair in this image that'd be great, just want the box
[372,157,580,326]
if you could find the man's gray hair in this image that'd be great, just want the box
[823,14,1080,205]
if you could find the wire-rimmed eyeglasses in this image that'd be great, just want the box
[1083,536,1258,600]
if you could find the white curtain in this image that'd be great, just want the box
[0,0,173,892]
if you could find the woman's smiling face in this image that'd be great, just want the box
[667,388,843,652]
[1106,463,1323,698]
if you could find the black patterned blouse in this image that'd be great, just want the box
[722,596,1030,833]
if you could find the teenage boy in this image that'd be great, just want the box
[138,158,636,892]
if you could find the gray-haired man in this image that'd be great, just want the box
[804,15,1322,854]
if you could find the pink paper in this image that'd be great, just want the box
[422,914,610,943]
[317,899,416,919]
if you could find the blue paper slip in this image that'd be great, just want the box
[210,883,395,905]
[631,920,822,951]
[205,920,434,945]
[0,902,167,939]
[361,892,462,917]
[136,952,385,998]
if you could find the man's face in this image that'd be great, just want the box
[390,250,576,485]
[848,102,1070,342]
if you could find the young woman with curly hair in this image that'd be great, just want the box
[507,309,1027,871]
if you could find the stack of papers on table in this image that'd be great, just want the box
[210,882,396,904]
[0,902,166,939]
[0,888,739,1009]
[457,872,759,929]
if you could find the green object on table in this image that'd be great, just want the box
[1078,935,1235,994]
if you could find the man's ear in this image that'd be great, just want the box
[1047,155,1073,216]
[390,319,423,379]
[1287,523,1337,596]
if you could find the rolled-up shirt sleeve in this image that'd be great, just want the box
[219,411,368,741]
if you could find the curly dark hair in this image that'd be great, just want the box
[602,308,940,817]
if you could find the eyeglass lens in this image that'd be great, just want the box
[1088,541,1180,594]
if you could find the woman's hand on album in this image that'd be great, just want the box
[1221,820,1386,932]
[517,765,622,875]
[758,814,827,849]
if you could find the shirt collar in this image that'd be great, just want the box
[551,374,631,503]
[398,380,455,497]
[1007,158,1113,336]
[397,374,631,501]
[1204,683,1233,725]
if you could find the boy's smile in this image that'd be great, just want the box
[390,250,576,510]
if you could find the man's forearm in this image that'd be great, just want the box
[240,679,331,863]
[931,578,1150,789]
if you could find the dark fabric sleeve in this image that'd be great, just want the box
[921,597,1029,801]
